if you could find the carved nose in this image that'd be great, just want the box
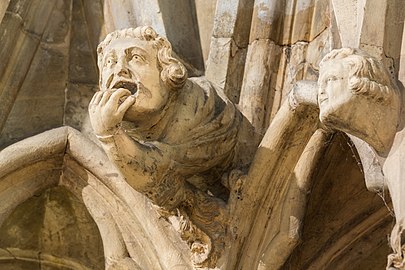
[118,68,131,78]
[116,58,131,78]
[318,87,326,96]
[317,87,325,101]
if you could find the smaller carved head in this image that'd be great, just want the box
[318,48,399,123]
[97,26,187,118]
[318,48,399,116]
[318,48,400,152]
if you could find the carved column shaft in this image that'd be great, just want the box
[205,0,254,103]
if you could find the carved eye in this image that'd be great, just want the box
[131,54,145,63]
[105,56,116,66]
[327,76,338,82]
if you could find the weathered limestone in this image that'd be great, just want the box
[89,26,257,268]
[0,126,197,269]
[158,0,204,73]
[205,0,254,103]
[0,0,9,23]
[1,0,405,269]
[0,186,105,270]
[0,127,104,269]
[258,129,332,269]
[239,0,330,135]
[316,48,405,269]
[0,0,59,141]
[284,132,393,270]
[102,0,204,77]
[195,0,217,64]
[65,0,99,132]
[318,48,400,154]
[66,127,194,270]
[331,0,366,48]
[228,81,319,270]
[88,25,330,269]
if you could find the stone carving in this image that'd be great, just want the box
[227,80,319,270]
[2,0,405,269]
[87,25,404,270]
[318,48,400,154]
[317,48,404,269]
[88,26,255,268]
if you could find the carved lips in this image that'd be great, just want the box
[112,80,138,96]
[318,92,328,106]
[319,97,328,105]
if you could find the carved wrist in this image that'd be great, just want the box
[95,127,123,143]
[289,80,318,110]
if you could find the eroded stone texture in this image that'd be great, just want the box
[65,0,99,131]
[1,0,405,270]
[195,0,217,64]
[282,133,392,270]
[158,0,204,73]
[239,0,330,135]
[0,186,105,270]
[0,0,69,148]
[89,26,259,267]
[205,0,254,103]
[88,25,327,269]
[315,48,405,269]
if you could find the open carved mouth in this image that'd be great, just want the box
[112,81,138,95]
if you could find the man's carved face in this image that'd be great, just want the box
[318,60,354,125]
[100,38,169,120]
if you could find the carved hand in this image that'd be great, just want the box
[288,80,318,109]
[88,89,135,136]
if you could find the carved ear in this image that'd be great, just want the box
[96,45,105,72]
[160,59,187,90]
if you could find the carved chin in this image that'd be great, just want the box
[319,107,341,130]
[320,113,335,129]
[320,110,357,138]
[123,96,166,121]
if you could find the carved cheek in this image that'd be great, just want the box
[102,70,114,89]
[324,81,334,97]
[325,80,342,102]
[330,80,350,106]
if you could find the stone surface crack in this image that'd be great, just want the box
[251,26,327,47]
[5,10,23,24]
[3,248,16,260]
[5,11,41,40]
[38,251,42,269]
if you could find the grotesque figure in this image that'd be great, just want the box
[89,26,255,267]
[318,48,405,269]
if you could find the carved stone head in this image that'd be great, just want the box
[318,48,400,153]
[97,26,187,120]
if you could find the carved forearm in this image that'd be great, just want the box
[99,130,228,268]
[229,87,320,269]
[97,129,206,212]
[97,128,169,191]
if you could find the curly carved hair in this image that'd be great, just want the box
[319,48,399,104]
[97,26,187,90]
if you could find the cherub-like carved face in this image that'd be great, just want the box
[100,38,169,120]
[318,60,353,125]
[317,49,401,153]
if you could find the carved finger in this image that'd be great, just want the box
[90,92,99,104]
[99,90,113,105]
[117,95,136,115]
[92,91,103,105]
[108,88,132,108]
